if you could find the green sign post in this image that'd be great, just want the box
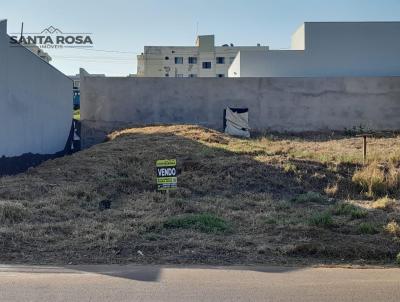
[156,159,177,191]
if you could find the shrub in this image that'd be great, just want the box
[358,222,379,235]
[0,201,27,224]
[332,203,368,219]
[292,192,328,204]
[309,211,333,228]
[164,213,230,234]
[352,162,400,197]
[396,253,400,265]
[372,197,395,211]
[385,221,400,237]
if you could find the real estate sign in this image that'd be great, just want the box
[156,159,177,191]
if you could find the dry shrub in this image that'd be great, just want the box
[325,183,339,196]
[385,221,400,237]
[352,162,400,197]
[0,201,28,224]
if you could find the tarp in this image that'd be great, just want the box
[224,108,250,138]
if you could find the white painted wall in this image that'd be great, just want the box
[0,20,72,157]
[229,22,400,77]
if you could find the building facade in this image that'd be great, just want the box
[137,35,268,78]
[0,19,72,157]
[229,22,400,77]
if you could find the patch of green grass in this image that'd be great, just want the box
[308,211,334,228]
[164,213,230,234]
[358,222,379,235]
[332,203,368,220]
[291,192,328,204]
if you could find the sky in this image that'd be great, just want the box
[2,0,400,76]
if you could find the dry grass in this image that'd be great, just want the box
[0,125,400,265]
[372,197,396,211]
[352,162,400,197]
[0,201,27,224]
[385,221,400,237]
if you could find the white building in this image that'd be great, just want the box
[229,22,400,77]
[0,19,72,157]
[137,35,268,78]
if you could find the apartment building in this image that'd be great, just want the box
[137,35,268,78]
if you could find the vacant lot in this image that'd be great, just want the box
[0,125,400,265]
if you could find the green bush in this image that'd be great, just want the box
[164,213,230,234]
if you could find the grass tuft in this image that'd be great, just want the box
[164,213,231,234]
[358,222,379,235]
[291,192,328,204]
[308,211,333,228]
[283,162,297,174]
[385,221,400,237]
[372,197,395,211]
[333,203,368,219]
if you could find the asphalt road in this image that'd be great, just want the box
[0,265,399,302]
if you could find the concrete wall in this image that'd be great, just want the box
[229,22,400,78]
[0,20,72,157]
[81,76,400,147]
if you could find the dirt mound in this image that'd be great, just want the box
[0,125,399,265]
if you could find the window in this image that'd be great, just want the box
[216,57,225,64]
[165,56,169,60]
[217,74,225,78]
[176,74,184,78]
[189,74,197,78]
[188,57,198,64]
[73,80,80,88]
[174,57,183,64]
[202,62,212,69]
